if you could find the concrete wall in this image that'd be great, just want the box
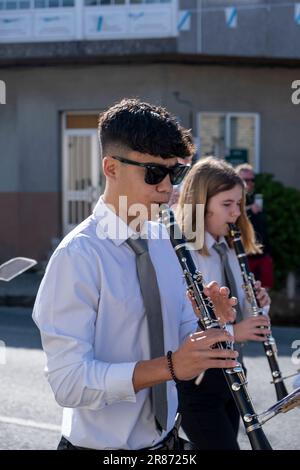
[0,62,299,260]
[179,0,300,59]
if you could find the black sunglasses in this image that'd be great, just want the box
[110,156,191,186]
[243,178,255,183]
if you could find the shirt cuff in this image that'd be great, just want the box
[225,324,234,337]
[262,305,270,315]
[104,362,137,405]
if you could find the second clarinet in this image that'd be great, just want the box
[161,206,272,451]
[228,223,288,401]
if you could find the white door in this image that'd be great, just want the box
[63,128,101,235]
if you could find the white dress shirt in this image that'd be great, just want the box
[32,197,197,450]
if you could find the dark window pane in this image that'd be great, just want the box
[20,0,31,7]
[6,1,18,9]
[35,0,45,8]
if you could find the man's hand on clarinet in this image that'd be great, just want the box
[204,281,237,324]
[172,329,239,381]
[188,281,237,324]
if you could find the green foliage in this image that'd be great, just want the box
[255,174,300,288]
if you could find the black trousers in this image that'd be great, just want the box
[177,368,241,450]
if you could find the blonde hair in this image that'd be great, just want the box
[235,163,254,174]
[176,156,261,255]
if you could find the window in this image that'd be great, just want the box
[200,114,226,159]
[130,0,171,3]
[199,113,260,170]
[0,0,30,8]
[0,0,170,10]
[84,0,125,5]
[34,0,74,7]
[0,0,75,6]
[6,1,17,8]
[230,115,256,162]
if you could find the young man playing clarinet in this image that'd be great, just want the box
[33,99,238,451]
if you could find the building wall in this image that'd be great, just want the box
[0,62,299,260]
[179,0,300,58]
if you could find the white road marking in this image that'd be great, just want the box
[0,415,60,432]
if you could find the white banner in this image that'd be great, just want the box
[295,4,300,25]
[0,14,31,40]
[84,11,127,36]
[128,10,172,35]
[0,3,177,42]
[34,12,75,38]
[225,7,237,28]
[178,10,191,32]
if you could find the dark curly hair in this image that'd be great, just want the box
[98,98,195,160]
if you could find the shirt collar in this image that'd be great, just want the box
[205,231,229,251]
[92,196,150,246]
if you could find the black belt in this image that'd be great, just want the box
[140,425,182,451]
[58,424,182,451]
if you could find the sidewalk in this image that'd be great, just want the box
[0,271,43,307]
[0,270,300,326]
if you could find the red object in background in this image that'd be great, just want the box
[248,254,274,289]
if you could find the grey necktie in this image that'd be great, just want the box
[213,242,243,323]
[126,237,168,432]
[213,242,244,361]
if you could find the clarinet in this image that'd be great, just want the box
[160,206,272,451]
[228,223,289,401]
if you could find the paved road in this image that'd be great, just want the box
[237,328,300,450]
[0,307,61,450]
[0,307,299,450]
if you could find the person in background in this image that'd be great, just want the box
[236,163,274,290]
[175,157,271,450]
